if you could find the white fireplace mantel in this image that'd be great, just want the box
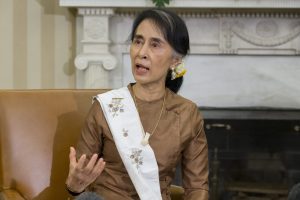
[60,0,300,9]
[59,0,300,108]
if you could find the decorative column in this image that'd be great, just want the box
[75,8,117,88]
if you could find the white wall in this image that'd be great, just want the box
[180,55,300,108]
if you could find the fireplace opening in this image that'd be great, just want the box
[171,107,300,199]
[202,108,300,200]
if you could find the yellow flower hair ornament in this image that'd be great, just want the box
[171,62,187,80]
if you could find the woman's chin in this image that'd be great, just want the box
[134,78,150,85]
[133,73,148,82]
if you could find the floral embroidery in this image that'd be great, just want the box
[130,148,143,170]
[108,98,124,117]
[122,128,128,137]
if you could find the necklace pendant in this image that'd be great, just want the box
[141,132,151,146]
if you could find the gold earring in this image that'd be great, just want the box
[171,62,187,80]
[171,67,177,80]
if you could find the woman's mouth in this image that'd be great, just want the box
[135,64,149,75]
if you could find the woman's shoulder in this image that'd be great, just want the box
[165,89,198,114]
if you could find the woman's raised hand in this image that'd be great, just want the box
[65,147,106,193]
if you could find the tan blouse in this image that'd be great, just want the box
[76,85,209,200]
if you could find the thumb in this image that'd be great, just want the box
[69,146,77,165]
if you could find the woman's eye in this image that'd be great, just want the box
[151,42,160,48]
[133,39,142,45]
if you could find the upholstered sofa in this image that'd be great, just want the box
[0,90,183,200]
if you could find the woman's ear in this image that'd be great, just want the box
[170,55,182,70]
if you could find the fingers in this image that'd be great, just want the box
[69,146,77,166]
[77,154,87,169]
[69,147,105,177]
[84,154,105,177]
[67,147,105,193]
[69,147,88,169]
[92,158,106,176]
[85,153,98,171]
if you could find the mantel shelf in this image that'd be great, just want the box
[200,107,300,120]
[59,0,300,9]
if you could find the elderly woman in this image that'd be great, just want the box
[65,8,209,200]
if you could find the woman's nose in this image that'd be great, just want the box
[138,44,148,59]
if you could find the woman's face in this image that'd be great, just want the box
[130,19,179,87]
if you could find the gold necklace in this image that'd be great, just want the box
[133,90,166,146]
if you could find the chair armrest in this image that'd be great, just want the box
[0,189,25,200]
[170,185,184,200]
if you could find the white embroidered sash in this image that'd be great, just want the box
[95,87,162,200]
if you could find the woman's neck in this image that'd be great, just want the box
[133,83,166,102]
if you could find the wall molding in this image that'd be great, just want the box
[232,22,300,47]
[60,0,300,9]
[112,9,300,18]
[59,0,300,89]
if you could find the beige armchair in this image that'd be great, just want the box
[0,89,183,200]
[0,90,101,200]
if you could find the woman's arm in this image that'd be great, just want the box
[66,102,106,195]
[182,104,209,200]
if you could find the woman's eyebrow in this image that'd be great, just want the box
[134,34,166,44]
[133,34,144,40]
[151,37,168,45]
[151,37,163,43]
